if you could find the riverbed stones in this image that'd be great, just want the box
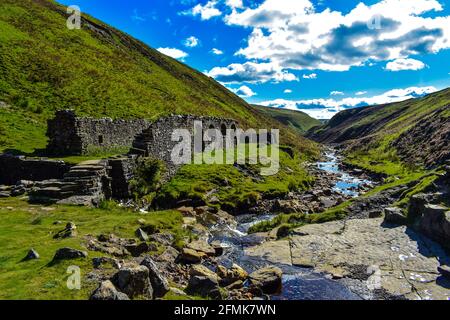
[177,248,205,264]
[189,264,219,282]
[90,280,130,300]
[186,240,216,257]
[248,267,282,294]
[112,265,153,299]
[218,264,248,287]
[53,247,87,261]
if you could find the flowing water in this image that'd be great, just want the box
[317,151,374,198]
[209,150,375,300]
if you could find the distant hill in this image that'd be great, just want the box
[0,0,318,157]
[307,88,450,168]
[252,105,321,134]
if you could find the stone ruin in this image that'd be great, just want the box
[0,110,240,206]
[47,110,151,155]
[131,115,239,177]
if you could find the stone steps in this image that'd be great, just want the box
[30,160,110,205]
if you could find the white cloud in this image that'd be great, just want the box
[284,89,293,93]
[330,91,344,96]
[261,86,437,119]
[206,61,298,84]
[233,85,257,97]
[157,47,188,60]
[183,1,222,20]
[303,73,317,79]
[211,48,224,55]
[184,36,200,48]
[355,91,367,96]
[226,0,244,9]
[223,0,449,72]
[385,58,426,71]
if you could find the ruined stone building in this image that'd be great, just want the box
[47,110,151,155]
[46,110,239,174]
[130,115,239,176]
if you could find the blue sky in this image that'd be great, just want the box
[58,0,450,119]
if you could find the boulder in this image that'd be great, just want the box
[112,265,153,299]
[157,247,180,263]
[210,240,224,256]
[189,265,219,282]
[135,228,149,242]
[248,267,282,294]
[368,210,383,218]
[419,205,450,247]
[185,276,223,300]
[149,233,174,246]
[125,242,155,257]
[408,193,428,220]
[140,257,170,298]
[186,240,216,257]
[177,206,195,216]
[383,207,407,225]
[23,248,40,261]
[53,247,87,261]
[53,222,77,239]
[177,248,205,264]
[273,199,302,213]
[219,264,248,286]
[319,197,337,209]
[90,280,130,300]
[225,280,244,290]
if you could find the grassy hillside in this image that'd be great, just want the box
[0,0,318,158]
[252,105,321,134]
[307,88,450,173]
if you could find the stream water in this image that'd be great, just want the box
[209,150,375,300]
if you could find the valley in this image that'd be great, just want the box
[0,0,449,302]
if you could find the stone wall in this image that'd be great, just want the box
[47,110,151,155]
[131,115,239,177]
[108,155,140,199]
[0,154,71,185]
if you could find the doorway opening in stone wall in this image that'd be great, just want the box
[98,135,104,145]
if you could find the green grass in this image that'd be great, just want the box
[0,197,186,300]
[248,203,349,234]
[0,0,319,159]
[156,146,313,212]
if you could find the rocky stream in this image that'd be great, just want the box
[207,150,377,300]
